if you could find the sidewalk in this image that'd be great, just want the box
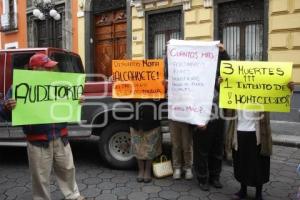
[271,120,300,148]
[1,140,299,200]
[162,120,300,148]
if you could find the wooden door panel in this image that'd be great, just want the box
[95,42,113,79]
[114,38,127,60]
[114,23,126,36]
[94,9,127,79]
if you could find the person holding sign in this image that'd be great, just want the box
[167,39,223,181]
[224,82,295,200]
[169,120,193,180]
[129,100,162,183]
[192,43,230,191]
[0,53,85,200]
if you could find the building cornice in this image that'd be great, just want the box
[131,0,191,17]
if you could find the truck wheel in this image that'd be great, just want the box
[98,121,135,169]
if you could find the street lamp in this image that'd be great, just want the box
[33,0,61,21]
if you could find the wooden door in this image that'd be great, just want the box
[94,9,127,80]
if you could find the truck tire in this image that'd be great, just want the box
[98,121,135,169]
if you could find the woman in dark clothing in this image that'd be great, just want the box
[225,82,295,200]
[193,43,230,191]
[130,100,162,183]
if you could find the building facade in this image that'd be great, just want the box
[1,0,299,120]
[26,0,79,52]
[268,0,300,84]
[0,0,79,52]
[0,0,27,49]
[77,0,299,121]
[129,0,300,82]
[77,0,299,82]
[78,0,127,78]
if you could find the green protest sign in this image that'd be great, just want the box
[12,70,86,126]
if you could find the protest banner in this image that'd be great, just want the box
[12,70,86,126]
[112,59,165,99]
[167,39,220,126]
[219,61,293,112]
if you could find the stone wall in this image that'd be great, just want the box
[269,0,300,83]
[131,0,214,59]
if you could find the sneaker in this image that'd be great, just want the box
[199,182,210,191]
[76,196,85,200]
[173,168,181,179]
[184,168,193,180]
[210,179,223,188]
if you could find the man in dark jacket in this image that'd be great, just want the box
[193,43,230,191]
[0,53,85,200]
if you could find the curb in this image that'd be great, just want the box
[164,133,300,148]
[272,134,300,148]
[271,120,300,148]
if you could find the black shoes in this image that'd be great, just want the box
[136,176,143,182]
[210,179,223,188]
[143,177,152,183]
[199,182,210,191]
[136,175,152,183]
[255,195,264,200]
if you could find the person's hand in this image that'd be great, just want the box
[288,81,295,92]
[163,79,168,96]
[218,76,223,85]
[4,99,16,111]
[162,79,168,88]
[79,95,85,104]
[217,43,225,52]
[196,124,207,131]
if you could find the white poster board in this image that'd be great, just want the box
[167,39,220,126]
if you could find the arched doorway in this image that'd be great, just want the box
[85,0,127,80]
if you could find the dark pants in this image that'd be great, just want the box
[193,118,224,183]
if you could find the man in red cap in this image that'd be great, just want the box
[0,53,85,200]
[29,53,59,69]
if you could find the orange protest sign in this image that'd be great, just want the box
[112,59,165,99]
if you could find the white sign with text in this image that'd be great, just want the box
[167,39,220,126]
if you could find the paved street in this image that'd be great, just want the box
[0,139,299,200]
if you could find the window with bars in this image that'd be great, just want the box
[222,23,263,61]
[153,31,181,58]
[147,10,182,59]
[223,24,263,60]
[218,0,264,61]
[0,0,17,32]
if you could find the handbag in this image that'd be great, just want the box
[152,155,173,178]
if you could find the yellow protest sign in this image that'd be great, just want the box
[219,61,293,112]
[112,59,165,99]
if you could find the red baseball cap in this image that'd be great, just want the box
[29,53,58,69]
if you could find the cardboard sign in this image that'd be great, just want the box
[219,61,293,112]
[12,70,86,126]
[112,59,165,99]
[167,39,220,126]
